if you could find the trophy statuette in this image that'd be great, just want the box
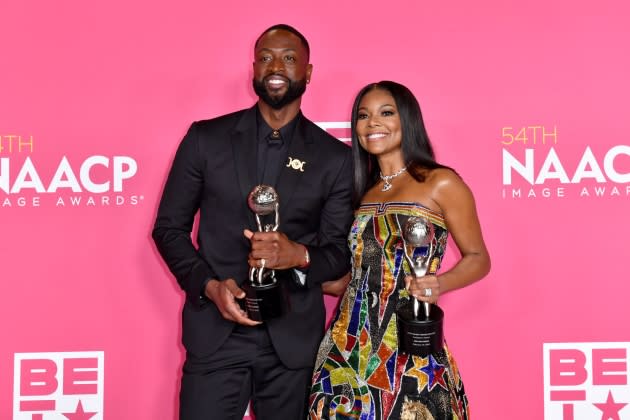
[396,215,445,356]
[241,185,290,322]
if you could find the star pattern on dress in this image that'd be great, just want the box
[420,354,448,392]
[593,390,627,420]
[404,355,429,393]
[62,400,97,420]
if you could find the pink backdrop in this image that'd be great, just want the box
[2,1,629,419]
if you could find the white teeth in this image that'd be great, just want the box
[367,133,387,139]
[268,79,285,85]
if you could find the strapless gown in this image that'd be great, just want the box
[308,202,469,420]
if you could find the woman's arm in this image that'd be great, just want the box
[321,272,351,296]
[432,169,491,294]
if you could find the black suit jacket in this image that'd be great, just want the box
[152,105,353,368]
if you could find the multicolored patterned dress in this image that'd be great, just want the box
[308,202,469,420]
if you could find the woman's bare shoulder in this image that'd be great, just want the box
[426,167,474,206]
[426,167,463,188]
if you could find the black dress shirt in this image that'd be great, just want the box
[256,108,300,187]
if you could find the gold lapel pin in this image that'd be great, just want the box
[286,157,306,172]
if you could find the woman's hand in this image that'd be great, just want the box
[405,274,440,304]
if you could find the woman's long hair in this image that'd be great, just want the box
[350,80,450,207]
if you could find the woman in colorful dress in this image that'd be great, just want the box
[309,81,491,419]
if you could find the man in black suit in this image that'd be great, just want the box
[152,24,353,419]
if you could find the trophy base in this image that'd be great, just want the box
[396,301,444,357]
[241,281,290,322]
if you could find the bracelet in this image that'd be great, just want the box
[298,245,310,269]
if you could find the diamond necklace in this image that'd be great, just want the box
[379,166,407,192]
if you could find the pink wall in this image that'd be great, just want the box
[2,1,629,419]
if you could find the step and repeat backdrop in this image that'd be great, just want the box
[2,1,629,419]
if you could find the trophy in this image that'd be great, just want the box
[396,216,444,356]
[241,185,290,322]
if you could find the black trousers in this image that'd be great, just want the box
[179,324,312,420]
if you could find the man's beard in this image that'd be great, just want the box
[253,76,307,110]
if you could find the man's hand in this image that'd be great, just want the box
[205,278,261,326]
[244,229,305,269]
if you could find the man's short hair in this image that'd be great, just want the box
[255,24,310,60]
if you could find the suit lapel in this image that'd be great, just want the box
[231,106,258,226]
[276,115,314,216]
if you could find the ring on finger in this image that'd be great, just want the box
[424,288,432,297]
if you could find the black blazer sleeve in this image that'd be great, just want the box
[303,143,353,288]
[152,122,216,307]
